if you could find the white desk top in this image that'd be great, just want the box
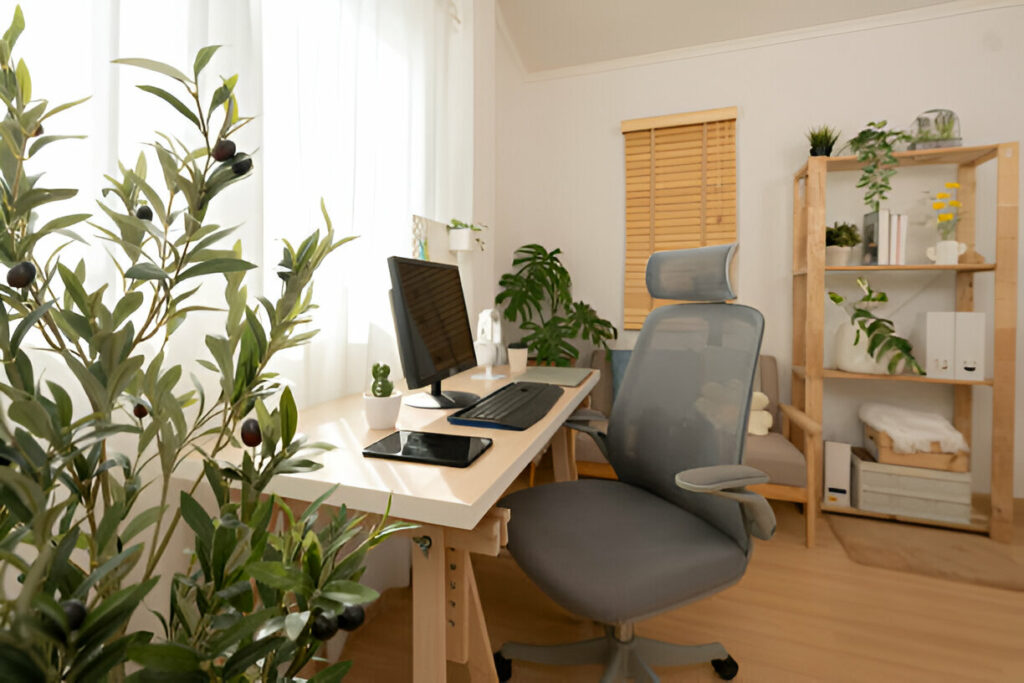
[179,366,598,530]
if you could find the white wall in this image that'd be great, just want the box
[494,5,1024,495]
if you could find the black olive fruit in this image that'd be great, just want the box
[61,599,87,631]
[232,157,253,175]
[6,261,36,289]
[311,612,339,640]
[212,139,236,161]
[240,418,262,447]
[136,205,153,221]
[336,605,365,632]
[133,403,149,419]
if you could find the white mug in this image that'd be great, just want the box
[926,240,967,265]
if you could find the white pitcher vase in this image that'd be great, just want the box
[926,240,966,265]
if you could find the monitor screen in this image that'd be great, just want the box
[388,257,478,406]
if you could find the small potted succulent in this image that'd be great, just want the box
[447,218,486,252]
[825,221,861,266]
[364,363,402,430]
[807,125,840,157]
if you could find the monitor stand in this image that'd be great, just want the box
[404,380,479,409]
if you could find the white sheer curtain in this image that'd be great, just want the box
[2,0,464,407]
[260,0,461,407]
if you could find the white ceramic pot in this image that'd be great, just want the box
[825,245,853,267]
[834,320,903,375]
[925,240,966,265]
[364,392,402,430]
[448,229,473,252]
[507,346,528,374]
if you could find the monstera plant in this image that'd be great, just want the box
[0,7,410,681]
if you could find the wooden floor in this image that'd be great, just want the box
[342,472,1024,682]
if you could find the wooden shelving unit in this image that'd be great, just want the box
[792,143,1018,541]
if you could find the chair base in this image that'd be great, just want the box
[498,627,733,682]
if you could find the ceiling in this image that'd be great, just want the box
[497,0,958,73]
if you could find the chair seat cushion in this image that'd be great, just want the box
[743,432,806,487]
[501,479,748,625]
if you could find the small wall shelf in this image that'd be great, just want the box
[791,142,1018,541]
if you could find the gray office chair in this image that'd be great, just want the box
[496,244,774,682]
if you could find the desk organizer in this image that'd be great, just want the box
[852,450,972,524]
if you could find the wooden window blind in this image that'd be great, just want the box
[621,107,737,330]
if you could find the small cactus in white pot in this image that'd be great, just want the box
[364,363,402,430]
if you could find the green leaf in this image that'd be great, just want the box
[284,611,308,641]
[113,291,145,327]
[113,57,192,84]
[180,491,213,549]
[125,263,169,280]
[11,301,54,355]
[177,257,256,281]
[321,580,379,606]
[122,505,165,542]
[40,95,91,122]
[9,400,54,440]
[222,636,286,680]
[247,562,313,593]
[3,6,24,47]
[28,134,87,157]
[137,85,200,128]
[15,58,29,103]
[193,45,221,79]
[127,642,202,672]
[72,544,142,600]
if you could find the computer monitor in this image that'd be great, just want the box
[387,256,480,409]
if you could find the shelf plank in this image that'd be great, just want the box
[825,264,996,272]
[823,144,1000,172]
[791,366,993,386]
[821,504,990,533]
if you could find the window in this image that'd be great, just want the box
[621,107,737,329]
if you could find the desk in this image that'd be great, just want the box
[183,365,598,681]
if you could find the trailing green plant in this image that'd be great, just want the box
[495,243,617,366]
[828,278,924,375]
[806,125,840,156]
[447,218,485,251]
[0,8,413,681]
[370,363,394,398]
[848,121,913,212]
[825,222,861,247]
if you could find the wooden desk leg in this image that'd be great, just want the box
[551,426,578,482]
[412,527,447,683]
[447,548,498,682]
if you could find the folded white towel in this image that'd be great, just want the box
[859,402,968,454]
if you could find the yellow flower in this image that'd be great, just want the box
[932,201,946,210]
[936,192,950,199]
[945,182,960,189]
[949,199,962,207]
[938,213,954,222]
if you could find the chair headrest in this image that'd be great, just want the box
[645,243,739,301]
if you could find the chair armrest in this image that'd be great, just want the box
[564,420,609,460]
[778,403,821,436]
[674,464,769,492]
[569,407,606,423]
[675,465,776,541]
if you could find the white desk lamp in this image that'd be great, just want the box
[472,308,506,380]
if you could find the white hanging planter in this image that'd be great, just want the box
[448,229,474,252]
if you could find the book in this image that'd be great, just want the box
[877,208,891,265]
[898,214,908,265]
[888,212,900,265]
[861,210,884,265]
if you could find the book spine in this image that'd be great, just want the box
[877,209,891,265]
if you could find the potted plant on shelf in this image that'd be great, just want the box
[825,221,861,266]
[807,125,840,157]
[495,243,617,366]
[447,218,486,252]
[828,278,924,375]
[925,181,968,265]
[0,11,412,680]
[909,109,962,150]
[364,363,402,429]
[849,120,913,214]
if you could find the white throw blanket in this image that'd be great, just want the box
[858,402,969,454]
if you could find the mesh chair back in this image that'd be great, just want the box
[606,302,764,551]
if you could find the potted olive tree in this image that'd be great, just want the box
[495,243,617,366]
[825,221,861,266]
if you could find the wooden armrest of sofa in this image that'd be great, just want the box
[778,403,821,436]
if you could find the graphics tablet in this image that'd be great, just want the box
[362,430,492,468]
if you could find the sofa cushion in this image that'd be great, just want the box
[742,432,806,487]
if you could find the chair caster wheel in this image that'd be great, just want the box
[712,655,738,680]
[494,651,512,681]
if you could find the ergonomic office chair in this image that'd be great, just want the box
[496,244,775,682]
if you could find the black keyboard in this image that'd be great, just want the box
[448,382,564,431]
